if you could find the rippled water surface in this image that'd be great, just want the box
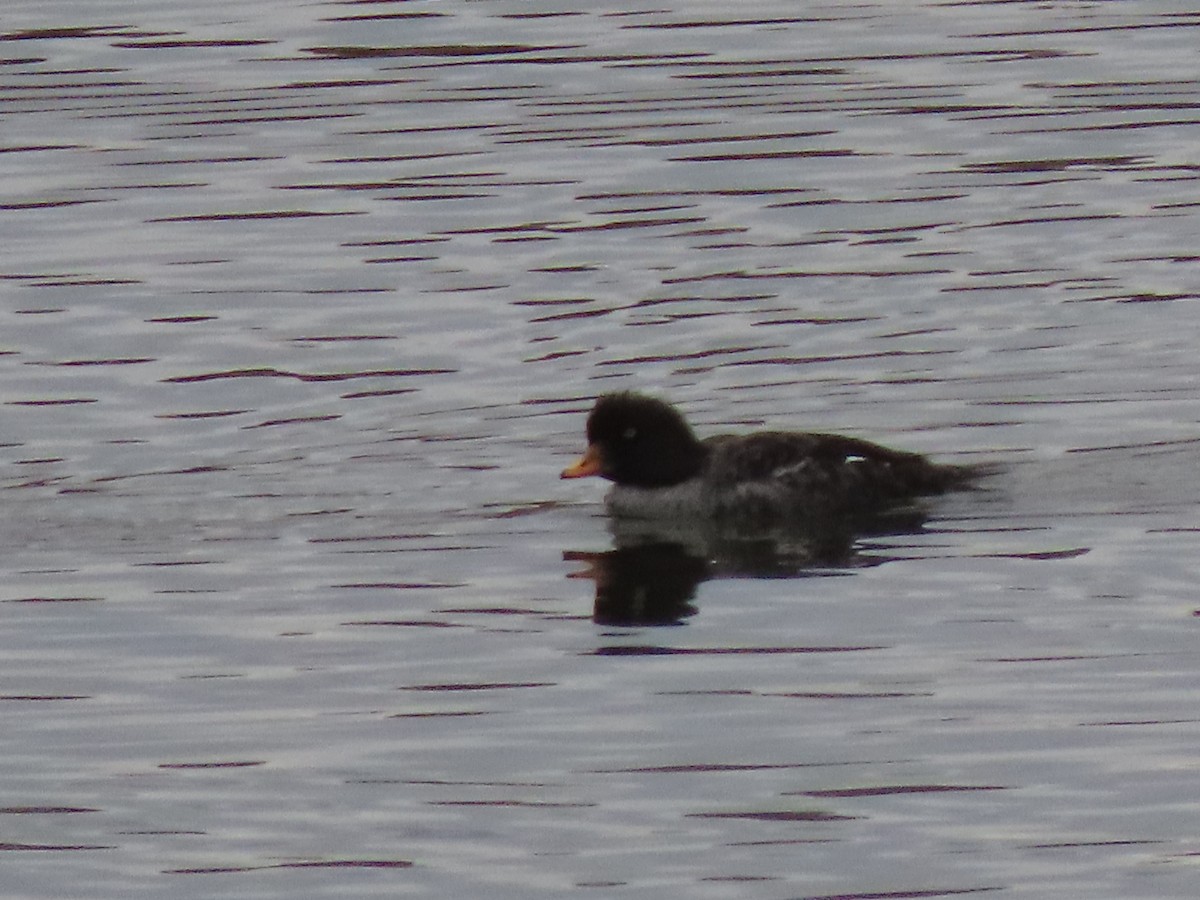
[3,1,1200,897]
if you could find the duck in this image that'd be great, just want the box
[561,392,983,522]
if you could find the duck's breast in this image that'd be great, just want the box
[604,479,709,520]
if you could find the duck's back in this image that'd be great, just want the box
[702,431,973,519]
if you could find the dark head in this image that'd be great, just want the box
[561,392,707,487]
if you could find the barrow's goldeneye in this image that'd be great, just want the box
[561,392,983,522]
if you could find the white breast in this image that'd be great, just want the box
[604,480,709,520]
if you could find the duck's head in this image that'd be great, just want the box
[561,392,706,488]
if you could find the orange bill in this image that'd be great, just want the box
[561,444,603,479]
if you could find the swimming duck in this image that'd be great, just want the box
[561,392,981,522]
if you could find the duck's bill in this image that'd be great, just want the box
[561,445,602,479]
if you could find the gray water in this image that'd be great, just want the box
[3,1,1200,897]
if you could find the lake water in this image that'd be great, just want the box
[3,1,1200,897]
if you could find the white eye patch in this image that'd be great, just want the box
[845,455,865,464]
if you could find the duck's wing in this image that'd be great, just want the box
[704,431,975,512]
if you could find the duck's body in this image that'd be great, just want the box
[562,392,980,523]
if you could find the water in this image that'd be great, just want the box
[2,1,1200,897]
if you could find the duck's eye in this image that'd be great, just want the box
[622,426,638,441]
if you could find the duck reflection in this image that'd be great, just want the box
[566,506,931,627]
[567,541,706,626]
